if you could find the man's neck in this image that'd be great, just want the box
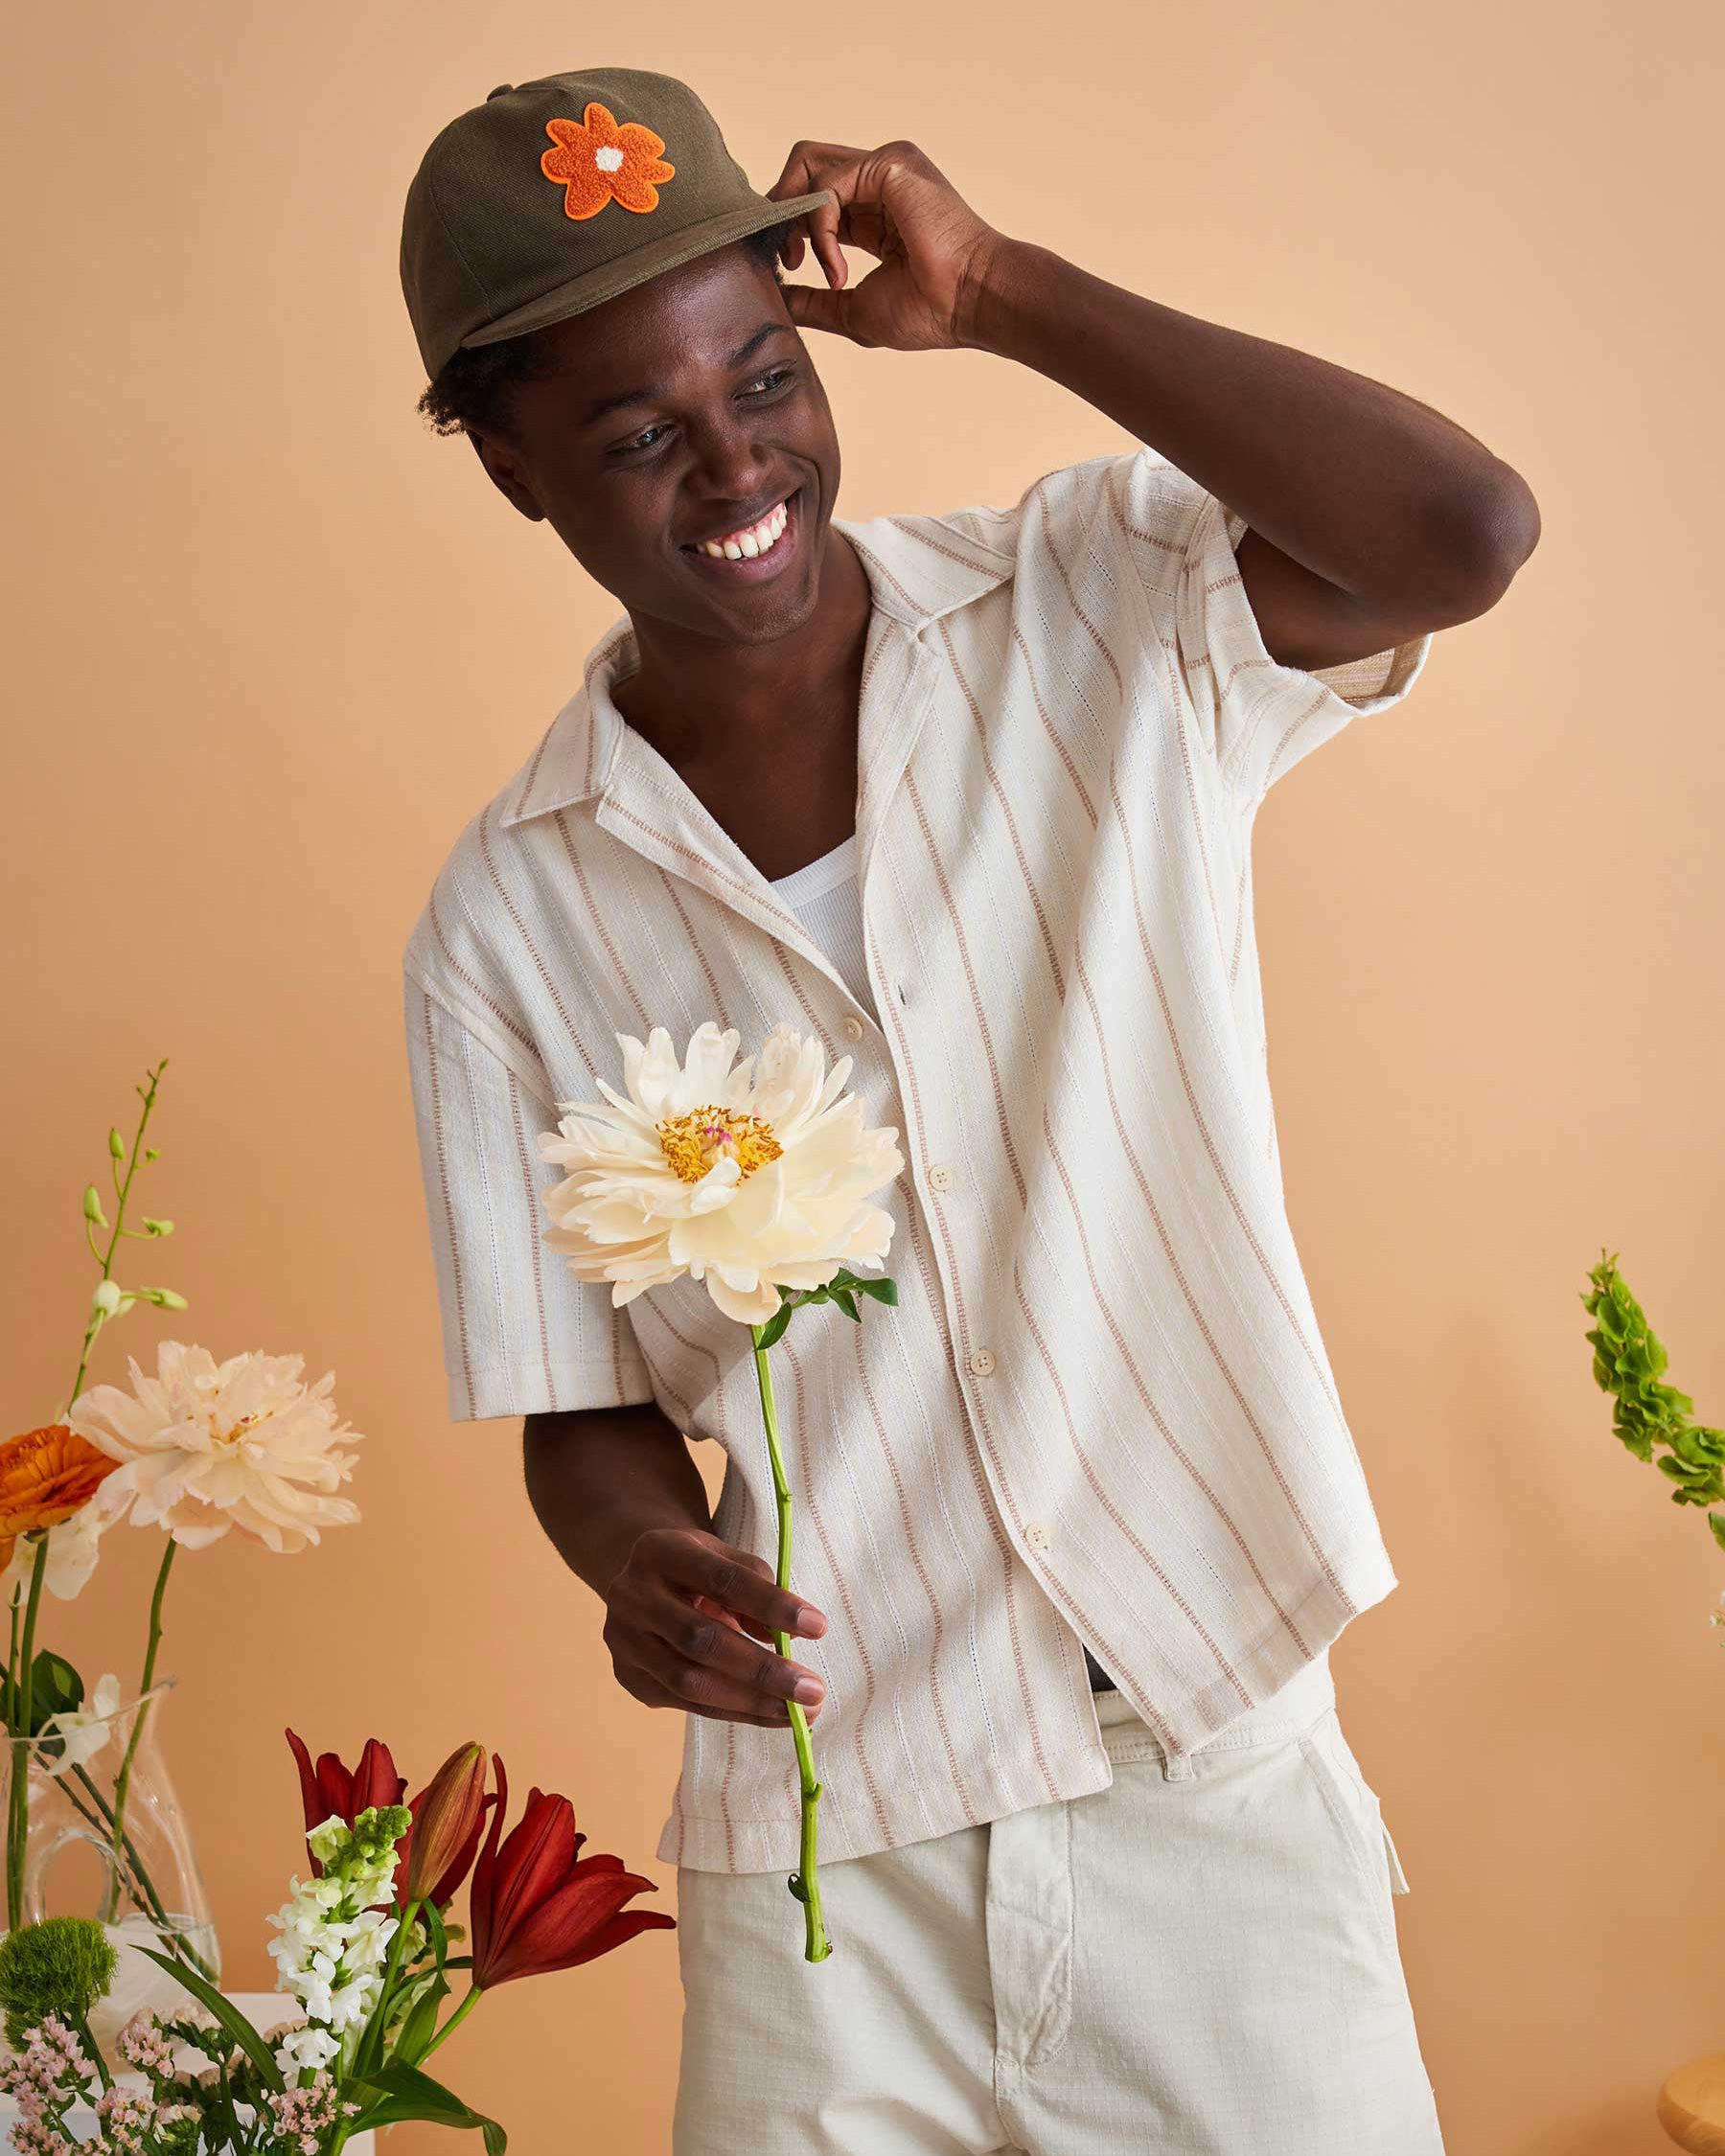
[610,529,874,881]
[612,528,873,774]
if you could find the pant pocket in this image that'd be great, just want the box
[1296,1707,1410,1905]
[1381,1815,1412,1893]
[1326,1709,1413,1896]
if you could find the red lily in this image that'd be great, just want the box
[470,1757,675,1989]
[286,1731,406,1871]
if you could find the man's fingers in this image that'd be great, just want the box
[782,282,855,341]
[660,1535,828,1641]
[767,141,867,290]
[625,1666,808,1732]
[643,1589,826,1709]
[690,1591,775,1647]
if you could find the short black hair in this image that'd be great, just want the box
[416,218,795,441]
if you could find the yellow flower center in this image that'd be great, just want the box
[657,1105,782,1184]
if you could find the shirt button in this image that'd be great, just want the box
[841,1015,864,1041]
[928,1162,954,1191]
[1024,1521,1050,1550]
[967,1345,997,1377]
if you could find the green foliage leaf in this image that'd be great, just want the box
[753,1270,899,1347]
[1584,1250,1725,1555]
[755,1305,794,1350]
[349,2059,506,2151]
[31,1653,83,1722]
[0,1652,85,1738]
[133,1947,285,2092]
[391,1970,450,2070]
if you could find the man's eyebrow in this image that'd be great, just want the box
[579,322,792,426]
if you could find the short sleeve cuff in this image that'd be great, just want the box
[1191,494,1433,807]
[450,1351,657,1424]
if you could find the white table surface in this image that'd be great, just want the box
[0,1993,376,2151]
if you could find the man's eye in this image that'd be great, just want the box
[612,370,794,456]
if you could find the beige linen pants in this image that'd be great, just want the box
[672,1650,1446,2153]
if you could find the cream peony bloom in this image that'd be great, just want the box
[539,1021,905,1326]
[68,1342,362,1552]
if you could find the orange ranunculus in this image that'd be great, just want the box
[0,1425,120,1571]
[540,103,676,222]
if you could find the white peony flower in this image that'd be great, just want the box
[39,1671,122,1778]
[539,1021,906,1326]
[67,1342,362,1552]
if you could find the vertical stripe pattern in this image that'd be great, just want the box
[402,446,1432,1874]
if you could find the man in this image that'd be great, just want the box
[400,65,1536,2154]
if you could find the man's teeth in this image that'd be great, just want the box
[696,497,790,560]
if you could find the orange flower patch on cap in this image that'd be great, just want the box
[540,103,676,221]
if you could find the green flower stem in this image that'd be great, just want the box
[103,1539,175,1924]
[419,1982,481,2062]
[62,1060,168,1419]
[7,1538,49,1931]
[4,1599,15,1924]
[69,2007,112,2094]
[369,1891,423,2056]
[58,1763,216,1982]
[749,1325,831,1963]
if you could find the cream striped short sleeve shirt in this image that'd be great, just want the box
[402,444,1433,1873]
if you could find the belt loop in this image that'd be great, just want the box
[1161,1742,1194,1782]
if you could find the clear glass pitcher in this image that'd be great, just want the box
[3,1675,219,2052]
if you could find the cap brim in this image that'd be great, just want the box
[457,188,839,353]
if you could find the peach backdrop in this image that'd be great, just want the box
[5,3,1721,2150]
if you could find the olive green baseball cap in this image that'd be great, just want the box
[400,66,835,380]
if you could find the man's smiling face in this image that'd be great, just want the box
[470,241,841,647]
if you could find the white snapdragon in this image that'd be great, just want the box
[274,2022,341,2077]
[265,1804,410,2078]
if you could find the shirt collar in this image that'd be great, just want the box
[499,508,1014,828]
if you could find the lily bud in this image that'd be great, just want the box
[107,1129,125,1160]
[402,1742,490,1907]
[82,1185,108,1228]
[144,1147,160,1163]
[142,1218,174,1238]
[90,1281,123,1319]
[136,1288,189,1311]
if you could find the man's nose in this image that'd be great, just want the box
[684,409,777,501]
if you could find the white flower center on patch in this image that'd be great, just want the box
[594,146,625,172]
[658,1104,782,1184]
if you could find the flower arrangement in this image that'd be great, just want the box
[537,1020,906,1961]
[2,1062,361,2006]
[1583,1249,1725,1636]
[0,1732,671,2151]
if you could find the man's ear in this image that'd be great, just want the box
[467,426,546,524]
